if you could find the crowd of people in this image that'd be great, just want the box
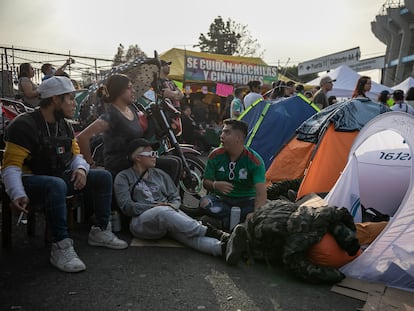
[16,58,414,162]
[3,58,413,280]
[232,75,414,117]
[17,59,79,109]
[4,68,267,273]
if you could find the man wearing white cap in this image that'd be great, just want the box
[313,76,335,109]
[2,76,128,273]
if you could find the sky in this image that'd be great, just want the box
[0,0,387,75]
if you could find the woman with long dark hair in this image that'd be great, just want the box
[352,76,372,98]
[77,74,151,177]
[18,63,40,107]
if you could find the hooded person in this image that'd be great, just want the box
[2,76,128,273]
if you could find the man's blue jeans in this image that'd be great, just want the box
[22,169,112,242]
[199,194,255,229]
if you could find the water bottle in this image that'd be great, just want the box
[111,211,122,232]
[229,206,241,231]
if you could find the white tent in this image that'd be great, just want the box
[326,128,410,221]
[307,65,393,100]
[392,77,414,93]
[325,112,414,291]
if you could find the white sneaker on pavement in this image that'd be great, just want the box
[88,225,128,250]
[50,238,86,273]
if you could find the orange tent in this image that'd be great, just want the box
[265,98,390,200]
[264,125,356,196]
[296,125,358,199]
[265,139,314,184]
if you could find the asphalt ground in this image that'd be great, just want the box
[0,156,364,311]
[0,214,364,311]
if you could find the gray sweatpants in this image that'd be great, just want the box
[130,205,223,256]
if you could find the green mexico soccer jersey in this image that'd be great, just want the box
[231,98,243,119]
[204,146,266,198]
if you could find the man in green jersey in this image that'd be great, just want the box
[230,88,244,119]
[199,119,267,230]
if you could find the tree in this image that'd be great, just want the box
[112,44,147,66]
[194,16,263,57]
[229,20,263,58]
[125,44,146,61]
[112,44,125,66]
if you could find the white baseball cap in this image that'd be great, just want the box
[38,76,75,99]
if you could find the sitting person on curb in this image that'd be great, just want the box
[113,138,245,264]
[2,76,128,273]
[199,119,267,230]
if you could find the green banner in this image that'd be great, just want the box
[185,55,278,86]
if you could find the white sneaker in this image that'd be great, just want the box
[50,238,86,273]
[88,225,128,250]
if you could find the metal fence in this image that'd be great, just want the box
[0,45,113,97]
[378,0,404,15]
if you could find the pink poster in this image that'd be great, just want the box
[216,83,234,97]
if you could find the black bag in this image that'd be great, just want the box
[361,206,390,222]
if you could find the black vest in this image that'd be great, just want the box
[24,110,74,177]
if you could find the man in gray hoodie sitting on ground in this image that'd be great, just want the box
[113,138,247,263]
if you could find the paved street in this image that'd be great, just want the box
[0,218,363,311]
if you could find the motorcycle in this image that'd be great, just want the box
[89,94,206,207]
[137,95,206,199]
[0,97,34,150]
[87,52,206,204]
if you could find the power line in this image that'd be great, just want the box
[0,45,112,62]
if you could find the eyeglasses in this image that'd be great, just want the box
[137,151,158,158]
[228,161,236,180]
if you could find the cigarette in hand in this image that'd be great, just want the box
[16,212,25,226]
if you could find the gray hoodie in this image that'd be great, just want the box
[114,167,181,217]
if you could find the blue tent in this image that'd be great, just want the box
[240,95,319,169]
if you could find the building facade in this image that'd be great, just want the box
[372,0,414,86]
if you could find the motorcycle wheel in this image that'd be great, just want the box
[180,153,207,211]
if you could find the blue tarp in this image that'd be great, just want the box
[240,95,318,169]
[296,98,391,143]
